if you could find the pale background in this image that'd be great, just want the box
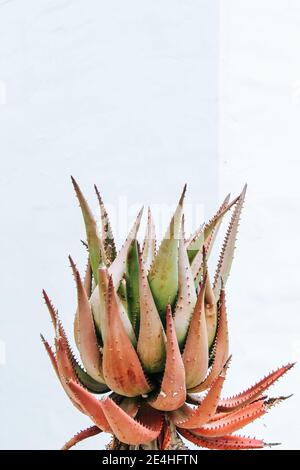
[0,0,299,449]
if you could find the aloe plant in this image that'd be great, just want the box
[41,179,293,450]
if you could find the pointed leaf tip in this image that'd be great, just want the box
[62,426,102,450]
[94,184,117,264]
[179,184,187,206]
[71,178,106,283]
[172,355,229,429]
[148,305,186,411]
[213,186,247,299]
[148,189,184,317]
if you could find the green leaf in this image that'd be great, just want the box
[148,185,186,320]
[109,207,143,289]
[126,240,140,333]
[71,177,106,284]
[137,244,166,373]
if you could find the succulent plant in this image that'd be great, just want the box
[41,178,293,450]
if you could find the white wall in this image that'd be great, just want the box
[219,0,300,449]
[0,0,299,450]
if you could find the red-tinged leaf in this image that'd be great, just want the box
[55,336,84,413]
[74,259,93,349]
[158,419,171,450]
[101,399,162,445]
[169,403,193,425]
[178,429,265,450]
[208,410,230,422]
[182,279,209,390]
[67,380,112,432]
[102,276,151,397]
[189,288,229,393]
[218,363,295,412]
[62,426,102,450]
[118,397,140,418]
[149,305,186,411]
[42,290,71,345]
[69,256,104,383]
[40,334,59,378]
[42,290,108,393]
[204,273,218,349]
[172,359,230,429]
[42,289,57,327]
[189,399,267,438]
[137,244,166,373]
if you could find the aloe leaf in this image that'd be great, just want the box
[148,185,186,319]
[108,207,143,289]
[213,185,247,300]
[102,276,151,397]
[205,271,218,349]
[148,305,186,411]
[100,399,162,445]
[126,240,140,332]
[182,278,209,390]
[42,290,108,393]
[191,194,239,287]
[94,185,117,264]
[174,216,197,349]
[62,427,102,451]
[137,244,166,373]
[71,177,106,283]
[72,359,109,394]
[142,207,157,272]
[189,287,229,393]
[90,267,136,347]
[205,193,231,259]
[187,194,237,264]
[74,257,92,350]
[204,194,239,246]
[69,256,104,383]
